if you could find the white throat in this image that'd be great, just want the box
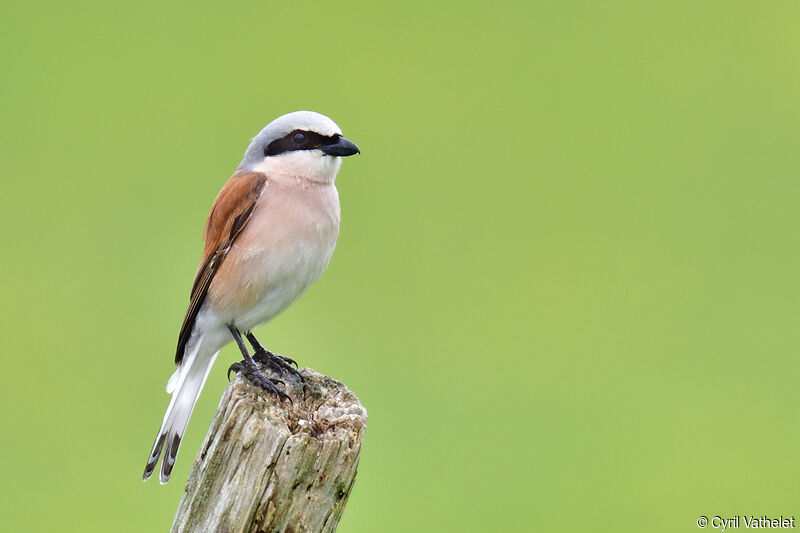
[250,151,342,184]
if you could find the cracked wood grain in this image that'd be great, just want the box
[171,367,367,533]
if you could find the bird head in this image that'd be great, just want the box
[238,111,360,183]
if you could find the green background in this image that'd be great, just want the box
[2,1,799,531]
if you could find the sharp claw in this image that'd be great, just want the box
[229,357,294,403]
[250,351,303,382]
[279,355,298,368]
[227,363,243,381]
[275,388,292,404]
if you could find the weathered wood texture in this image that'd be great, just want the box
[171,367,367,533]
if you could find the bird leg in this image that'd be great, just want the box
[245,331,304,382]
[226,325,291,402]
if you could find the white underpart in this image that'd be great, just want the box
[229,192,338,330]
[220,159,340,329]
[250,149,342,184]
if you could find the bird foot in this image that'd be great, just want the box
[227,358,291,403]
[252,348,304,382]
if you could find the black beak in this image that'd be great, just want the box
[320,136,360,157]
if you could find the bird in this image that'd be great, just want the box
[142,110,360,484]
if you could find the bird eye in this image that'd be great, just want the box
[292,131,308,145]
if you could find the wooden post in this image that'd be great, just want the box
[171,367,367,533]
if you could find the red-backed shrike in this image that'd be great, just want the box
[143,111,360,484]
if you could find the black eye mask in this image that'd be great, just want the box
[263,130,341,156]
